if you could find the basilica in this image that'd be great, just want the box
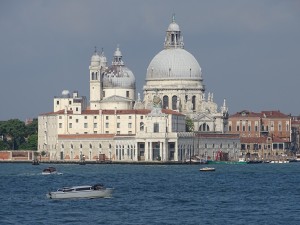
[38,16,240,162]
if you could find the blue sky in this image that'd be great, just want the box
[0,0,299,120]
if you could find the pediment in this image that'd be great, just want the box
[191,112,214,122]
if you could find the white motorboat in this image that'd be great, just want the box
[42,167,59,175]
[199,167,215,172]
[46,184,114,199]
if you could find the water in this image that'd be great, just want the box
[1,163,300,225]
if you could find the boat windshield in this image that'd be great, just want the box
[57,188,73,192]
[93,184,105,190]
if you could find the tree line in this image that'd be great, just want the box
[0,119,38,150]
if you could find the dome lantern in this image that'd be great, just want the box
[164,14,184,49]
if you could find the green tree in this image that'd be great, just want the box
[4,119,27,149]
[19,134,38,150]
[0,119,38,150]
[186,116,194,132]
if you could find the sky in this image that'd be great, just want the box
[0,0,299,121]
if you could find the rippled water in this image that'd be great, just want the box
[1,163,300,225]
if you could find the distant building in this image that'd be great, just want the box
[291,116,300,153]
[228,110,292,159]
[38,16,238,162]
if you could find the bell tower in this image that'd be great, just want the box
[89,47,106,110]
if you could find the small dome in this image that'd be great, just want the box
[99,53,107,63]
[91,52,100,66]
[103,66,135,88]
[114,47,122,57]
[168,22,180,32]
[62,90,70,97]
[146,48,202,80]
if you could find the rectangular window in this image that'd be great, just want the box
[76,107,78,112]
[154,123,159,133]
[69,123,72,128]
[117,123,120,128]
[278,123,282,131]
[59,116,62,119]
[105,131,109,134]
[270,121,274,131]
[94,116,97,119]
[69,116,72,119]
[59,123,62,128]
[94,123,97,128]
[126,91,129,98]
[248,125,251,132]
[106,116,109,120]
[117,116,120,119]
[84,123,88,128]
[129,131,132,134]
[103,91,105,97]
[56,101,59,105]
[128,123,132,128]
[94,131,97,134]
[84,116,87,119]
[105,123,109,128]
[237,125,240,131]
[129,116,132,119]
[117,131,120,134]
[255,125,258,132]
[69,101,72,105]
[140,116,143,119]
[76,119,79,123]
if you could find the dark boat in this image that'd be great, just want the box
[32,159,39,165]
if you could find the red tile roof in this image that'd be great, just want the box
[261,111,289,118]
[230,110,290,119]
[230,110,261,118]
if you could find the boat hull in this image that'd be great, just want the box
[47,188,114,199]
[207,160,248,165]
[199,167,215,172]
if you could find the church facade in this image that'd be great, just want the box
[38,16,240,162]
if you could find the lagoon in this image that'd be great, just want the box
[1,163,300,224]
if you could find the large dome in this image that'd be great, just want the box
[146,48,202,80]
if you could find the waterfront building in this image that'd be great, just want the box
[291,116,300,152]
[228,110,291,160]
[38,16,238,162]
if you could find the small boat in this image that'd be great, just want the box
[46,184,113,199]
[32,159,39,165]
[42,167,58,175]
[199,167,215,172]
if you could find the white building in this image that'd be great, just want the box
[38,16,239,162]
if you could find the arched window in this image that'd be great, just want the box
[192,96,196,110]
[91,72,95,80]
[172,96,177,110]
[199,123,210,132]
[163,96,169,109]
[140,122,144,131]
